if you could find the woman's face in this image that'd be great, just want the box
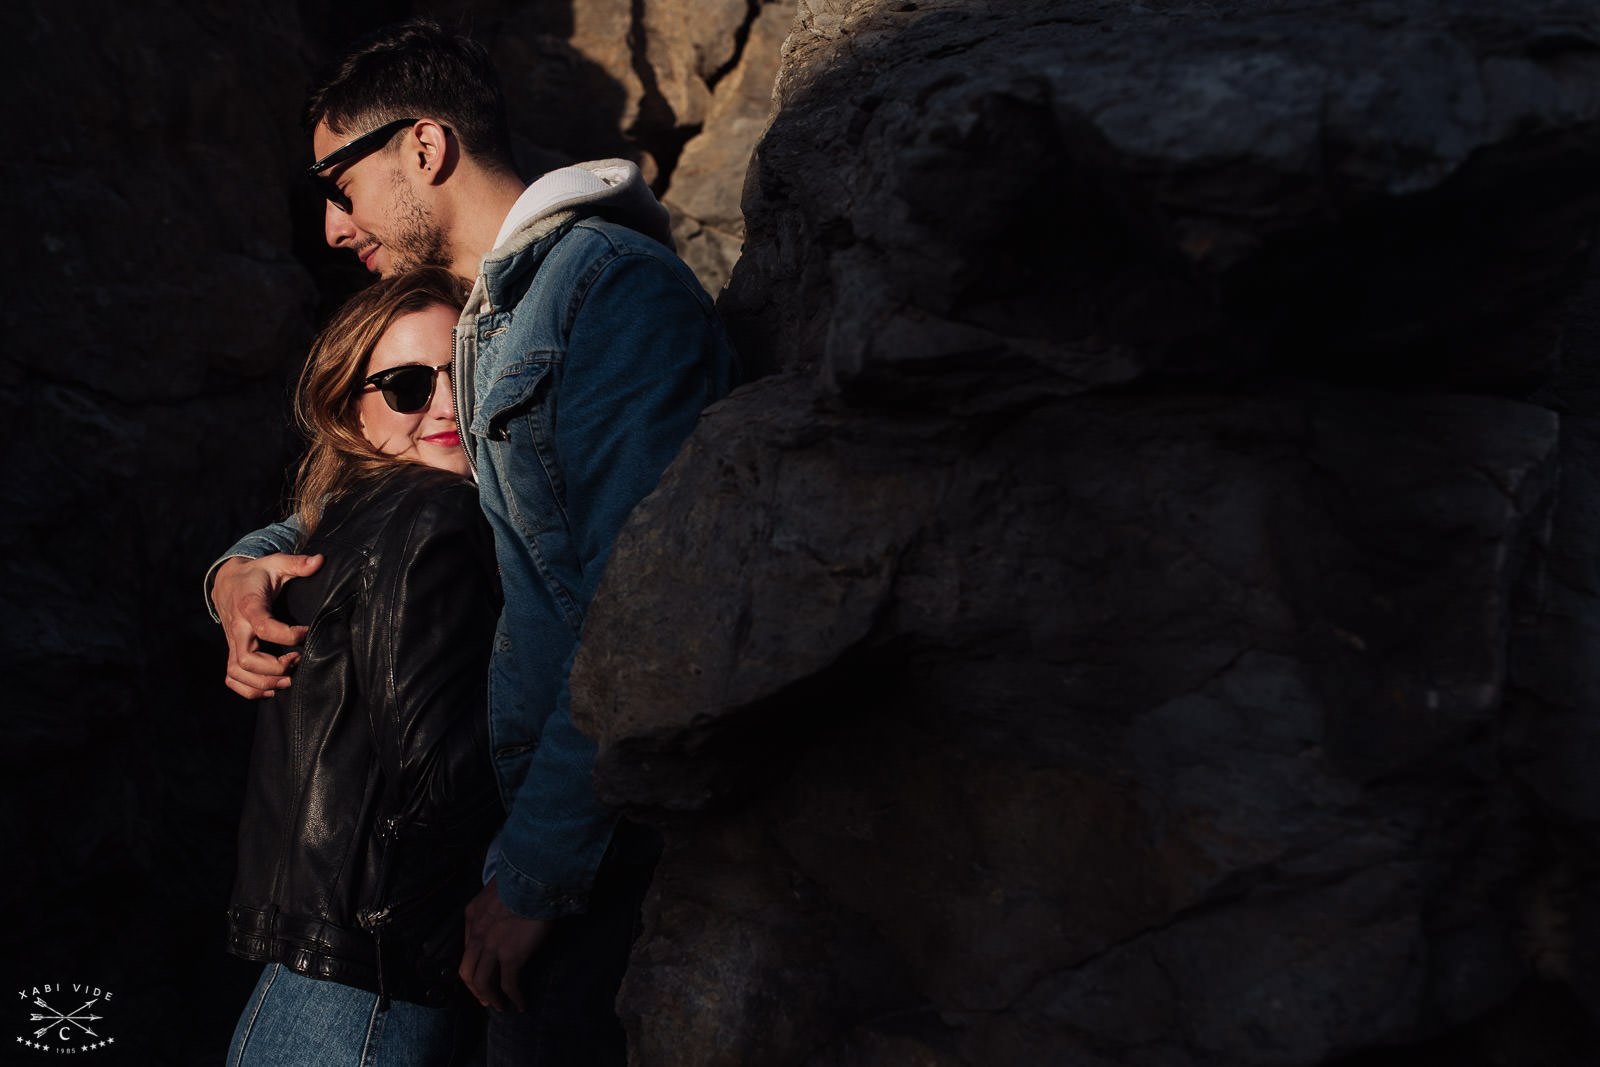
[355,302,470,476]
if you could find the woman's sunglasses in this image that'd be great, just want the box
[359,361,452,413]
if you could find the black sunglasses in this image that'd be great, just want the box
[307,117,418,213]
[359,361,451,414]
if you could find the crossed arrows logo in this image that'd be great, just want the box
[28,996,102,1040]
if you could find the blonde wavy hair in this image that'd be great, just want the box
[289,266,468,538]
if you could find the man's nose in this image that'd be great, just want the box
[324,200,357,247]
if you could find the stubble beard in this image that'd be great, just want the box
[387,171,452,274]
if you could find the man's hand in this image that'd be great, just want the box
[213,553,323,699]
[460,876,551,1012]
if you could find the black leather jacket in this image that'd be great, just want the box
[227,467,503,1007]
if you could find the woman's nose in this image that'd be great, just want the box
[431,367,455,418]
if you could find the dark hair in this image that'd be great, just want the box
[289,266,469,538]
[304,18,515,173]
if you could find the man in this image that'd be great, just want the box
[208,18,739,1062]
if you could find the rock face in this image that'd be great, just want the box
[1,4,314,1059]
[570,1,1600,1063]
[662,0,795,296]
[495,0,795,295]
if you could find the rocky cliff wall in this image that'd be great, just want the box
[571,1,1600,1063]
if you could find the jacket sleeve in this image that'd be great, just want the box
[493,246,735,918]
[357,485,502,841]
[201,518,304,621]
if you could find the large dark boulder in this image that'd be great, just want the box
[571,0,1600,1063]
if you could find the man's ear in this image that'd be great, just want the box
[411,120,452,184]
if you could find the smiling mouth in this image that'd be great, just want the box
[351,239,380,271]
[424,430,461,447]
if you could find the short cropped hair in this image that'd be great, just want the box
[304,18,516,173]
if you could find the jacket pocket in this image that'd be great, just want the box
[471,358,574,551]
[471,357,555,443]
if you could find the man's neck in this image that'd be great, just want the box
[445,167,529,282]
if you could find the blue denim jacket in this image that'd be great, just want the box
[459,210,737,917]
[214,179,737,919]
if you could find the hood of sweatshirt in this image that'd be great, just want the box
[463,158,671,319]
[494,159,672,257]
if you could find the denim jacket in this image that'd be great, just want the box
[213,163,738,919]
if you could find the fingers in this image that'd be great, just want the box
[248,614,309,650]
[225,650,301,700]
[236,565,311,648]
[255,552,324,589]
[223,612,301,694]
[475,965,508,1013]
[214,554,322,625]
[215,553,320,700]
[500,957,528,1015]
[458,881,546,1013]
[278,552,325,579]
[233,644,302,678]
[459,930,507,1011]
[226,597,306,660]
[461,882,514,1012]
[225,674,279,701]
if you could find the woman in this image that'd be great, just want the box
[225,268,500,1066]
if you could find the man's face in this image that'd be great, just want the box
[312,119,451,277]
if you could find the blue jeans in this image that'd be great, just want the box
[228,964,468,1066]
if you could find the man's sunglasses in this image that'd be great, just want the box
[307,117,418,213]
[358,361,451,414]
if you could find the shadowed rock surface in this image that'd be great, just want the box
[570,0,1600,1063]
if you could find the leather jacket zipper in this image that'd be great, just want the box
[360,815,404,1012]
